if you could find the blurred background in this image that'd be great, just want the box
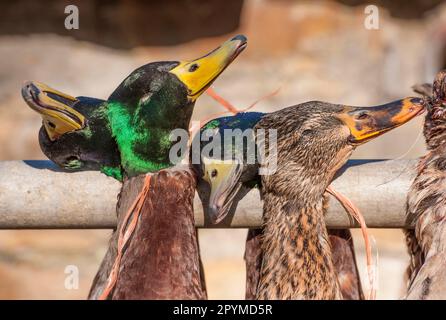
[1,0,446,299]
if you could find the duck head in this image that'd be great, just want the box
[258,98,424,202]
[192,112,264,224]
[106,35,248,177]
[22,81,122,179]
[196,98,424,223]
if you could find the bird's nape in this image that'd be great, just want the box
[22,81,85,141]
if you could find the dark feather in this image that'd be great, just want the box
[406,70,446,299]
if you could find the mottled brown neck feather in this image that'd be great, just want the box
[423,104,446,150]
[256,192,340,300]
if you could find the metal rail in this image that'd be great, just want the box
[0,159,416,229]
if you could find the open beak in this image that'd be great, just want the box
[169,35,247,101]
[338,97,425,144]
[202,158,243,224]
[21,81,85,141]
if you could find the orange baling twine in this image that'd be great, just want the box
[98,175,152,300]
[326,186,377,300]
[205,87,239,114]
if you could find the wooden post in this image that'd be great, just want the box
[88,167,207,300]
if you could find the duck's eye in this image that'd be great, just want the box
[47,121,56,129]
[357,113,370,120]
[189,64,199,72]
[301,129,313,136]
[211,169,218,178]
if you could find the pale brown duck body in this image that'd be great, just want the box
[405,71,446,299]
[250,99,423,299]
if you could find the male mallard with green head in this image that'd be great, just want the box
[107,35,247,177]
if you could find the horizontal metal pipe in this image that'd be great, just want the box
[0,160,416,229]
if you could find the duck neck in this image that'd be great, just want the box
[257,191,341,300]
[107,101,193,176]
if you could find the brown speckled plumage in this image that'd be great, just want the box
[405,71,446,299]
[253,102,354,300]
[244,228,264,300]
[89,168,206,299]
[244,227,363,300]
[249,98,422,299]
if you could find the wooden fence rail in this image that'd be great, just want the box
[0,159,417,229]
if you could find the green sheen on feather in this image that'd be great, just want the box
[65,159,82,170]
[81,126,93,139]
[203,119,220,130]
[101,166,123,181]
[106,101,170,174]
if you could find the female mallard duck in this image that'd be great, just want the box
[23,35,247,179]
[194,100,420,298]
[405,70,446,299]
[254,98,423,299]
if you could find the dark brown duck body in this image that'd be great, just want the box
[89,169,206,299]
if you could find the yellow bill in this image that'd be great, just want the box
[338,97,425,144]
[22,81,85,141]
[170,35,247,101]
